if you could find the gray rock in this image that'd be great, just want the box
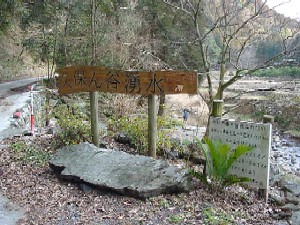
[286,196,300,205]
[280,174,300,197]
[291,211,300,225]
[46,126,60,135]
[272,211,292,221]
[0,195,24,225]
[78,183,93,194]
[164,148,179,160]
[49,143,193,199]
[275,221,289,225]
[170,137,181,147]
[280,204,300,212]
[0,128,25,140]
[114,132,132,146]
[269,190,286,206]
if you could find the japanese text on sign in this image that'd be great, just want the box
[57,66,198,96]
[208,117,272,190]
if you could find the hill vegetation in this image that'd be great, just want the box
[0,0,299,122]
[0,0,299,81]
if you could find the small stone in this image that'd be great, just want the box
[291,211,300,225]
[280,204,300,212]
[286,196,300,205]
[79,183,93,194]
[275,220,289,225]
[46,127,57,135]
[269,192,285,206]
[13,111,21,118]
[165,149,179,160]
[114,132,132,145]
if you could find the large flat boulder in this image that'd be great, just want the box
[49,143,193,199]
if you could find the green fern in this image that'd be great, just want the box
[192,138,253,188]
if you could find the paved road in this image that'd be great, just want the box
[0,78,37,98]
[0,78,37,224]
[0,78,38,140]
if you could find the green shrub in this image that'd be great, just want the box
[252,109,266,119]
[167,214,184,224]
[274,114,292,129]
[285,129,300,138]
[252,66,300,77]
[11,141,50,166]
[203,207,234,225]
[108,115,178,155]
[52,104,93,147]
[190,138,253,189]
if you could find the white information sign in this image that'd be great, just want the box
[208,117,272,190]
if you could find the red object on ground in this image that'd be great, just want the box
[13,111,21,118]
[30,115,34,133]
[30,85,34,134]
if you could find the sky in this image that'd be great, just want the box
[266,0,300,19]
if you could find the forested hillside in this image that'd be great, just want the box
[1,3,300,224]
[0,0,299,83]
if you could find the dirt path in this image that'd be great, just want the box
[166,94,209,126]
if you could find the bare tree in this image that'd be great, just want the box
[163,0,300,113]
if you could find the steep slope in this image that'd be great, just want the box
[0,25,46,83]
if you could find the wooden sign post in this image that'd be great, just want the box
[57,66,198,157]
[148,94,157,158]
[90,91,99,147]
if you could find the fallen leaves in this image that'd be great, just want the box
[0,136,280,224]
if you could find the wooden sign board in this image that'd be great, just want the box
[57,66,197,95]
[208,117,272,190]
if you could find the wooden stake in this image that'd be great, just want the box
[258,114,274,202]
[148,94,157,158]
[263,115,274,124]
[90,91,99,147]
[212,100,224,117]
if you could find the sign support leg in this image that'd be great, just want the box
[90,91,99,147]
[30,85,34,135]
[148,94,157,158]
[258,115,274,203]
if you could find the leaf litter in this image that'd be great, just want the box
[0,135,281,225]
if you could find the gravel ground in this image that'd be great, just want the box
[0,136,281,225]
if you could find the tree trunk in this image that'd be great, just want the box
[215,63,226,100]
[50,8,58,83]
[64,15,69,66]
